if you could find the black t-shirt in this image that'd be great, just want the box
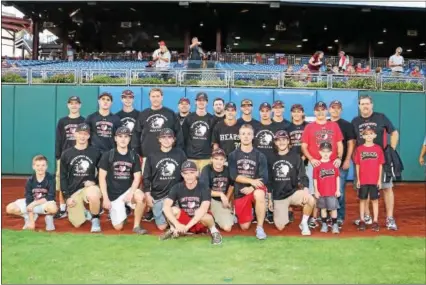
[237,118,262,133]
[167,181,211,217]
[212,120,241,156]
[55,116,86,159]
[287,121,308,156]
[98,149,141,201]
[212,114,225,128]
[331,118,356,161]
[200,164,233,201]
[177,113,188,126]
[228,147,268,199]
[25,173,56,205]
[60,146,102,199]
[142,148,187,200]
[182,112,214,159]
[85,112,122,153]
[268,151,308,200]
[272,118,291,130]
[254,122,284,163]
[116,109,140,134]
[351,112,396,149]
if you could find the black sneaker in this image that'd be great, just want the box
[211,232,223,245]
[133,226,148,235]
[265,211,274,224]
[143,211,154,222]
[288,211,295,223]
[54,210,67,219]
[371,222,380,232]
[358,221,366,231]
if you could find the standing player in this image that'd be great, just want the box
[182,92,214,171]
[177,97,191,125]
[212,97,225,127]
[98,127,147,234]
[115,90,140,134]
[143,128,187,231]
[228,124,268,240]
[55,96,85,219]
[161,161,223,245]
[351,95,399,230]
[313,142,341,234]
[328,100,356,227]
[212,102,241,156]
[353,127,384,231]
[200,148,234,232]
[60,123,103,232]
[85,92,121,154]
[268,131,314,235]
[237,99,262,131]
[6,155,57,231]
[271,100,291,129]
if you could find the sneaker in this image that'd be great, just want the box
[358,221,366,231]
[90,218,101,233]
[84,210,92,221]
[211,232,223,245]
[372,222,380,232]
[337,219,344,229]
[54,210,67,219]
[45,215,55,231]
[331,223,340,234]
[308,217,318,229]
[159,229,175,241]
[265,211,274,224]
[299,223,311,236]
[288,211,295,223]
[386,217,398,231]
[22,214,38,230]
[354,215,372,226]
[320,222,328,233]
[133,226,148,235]
[255,226,267,240]
[143,211,154,222]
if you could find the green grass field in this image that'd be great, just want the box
[2,230,425,284]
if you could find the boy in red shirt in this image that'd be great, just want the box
[354,126,384,232]
[313,142,341,234]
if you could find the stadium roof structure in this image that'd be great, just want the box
[1,14,31,32]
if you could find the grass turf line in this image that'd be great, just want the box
[2,230,425,284]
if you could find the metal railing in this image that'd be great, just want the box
[30,69,77,84]
[231,70,280,88]
[331,73,377,90]
[380,76,425,93]
[1,68,29,84]
[283,73,329,89]
[179,69,229,87]
[129,69,178,86]
[80,69,129,85]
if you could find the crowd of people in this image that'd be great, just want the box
[6,86,422,245]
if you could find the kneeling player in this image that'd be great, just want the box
[200,148,234,232]
[268,131,314,236]
[6,155,57,231]
[161,161,223,245]
[99,127,147,234]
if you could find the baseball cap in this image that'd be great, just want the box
[178,97,190,104]
[314,101,327,110]
[241,99,253,106]
[181,160,198,172]
[99,92,113,101]
[159,41,166,46]
[319,142,332,151]
[259,102,272,111]
[68,96,81,103]
[272,100,284,108]
[121,90,134,98]
[329,100,342,108]
[115,126,131,136]
[212,148,226,158]
[225,102,237,110]
[274,130,290,140]
[195,92,208,101]
[158,128,175,138]
[362,126,376,135]
[75,123,90,133]
[291,104,304,112]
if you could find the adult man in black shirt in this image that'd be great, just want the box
[212,102,240,156]
[272,100,291,130]
[351,95,399,230]
[85,92,122,153]
[237,99,262,131]
[161,161,223,245]
[55,96,85,219]
[177,97,190,125]
[328,100,356,227]
[182,92,214,172]
[143,128,187,230]
[212,97,225,127]
[60,123,103,233]
[98,127,147,234]
[115,90,140,134]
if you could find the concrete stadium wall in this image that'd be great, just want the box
[1,85,425,181]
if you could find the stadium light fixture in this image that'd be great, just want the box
[130,8,136,12]
[378,41,384,44]
[233,43,239,46]
[117,41,123,45]
[75,41,80,44]
[328,46,333,49]
[297,44,302,48]
[324,25,327,30]
[383,28,387,33]
[235,36,240,40]
[302,38,308,42]
[200,22,203,27]
[240,9,249,13]
[420,43,425,46]
[265,44,271,47]
[262,23,266,29]
[69,8,80,18]
[270,38,275,41]
[334,39,339,43]
[407,49,412,52]
[154,35,160,38]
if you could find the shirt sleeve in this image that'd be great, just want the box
[133,154,142,173]
[334,122,344,142]
[201,183,212,202]
[142,155,152,193]
[173,113,184,150]
[199,167,211,189]
[25,179,33,205]
[167,184,179,203]
[47,175,56,201]
[98,152,110,171]
[347,122,357,140]
[301,124,310,144]
[382,114,396,134]
[211,124,219,144]
[258,152,269,183]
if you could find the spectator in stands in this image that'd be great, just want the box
[332,65,339,74]
[345,66,356,75]
[297,64,311,82]
[389,47,404,76]
[375,67,382,75]
[189,37,205,62]
[326,64,334,74]
[153,41,171,69]
[410,66,422,77]
[338,51,349,72]
[137,51,143,61]
[355,63,365,73]
[175,56,185,68]
[308,51,324,73]
[364,65,371,74]
[286,65,294,73]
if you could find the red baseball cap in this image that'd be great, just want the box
[121,90,134,98]
[178,97,190,104]
[159,41,166,46]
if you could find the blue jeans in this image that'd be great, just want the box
[338,168,349,221]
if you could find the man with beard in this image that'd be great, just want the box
[212,97,225,127]
[212,102,240,156]
[177,97,190,125]
[115,90,140,135]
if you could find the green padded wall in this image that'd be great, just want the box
[1,86,15,173]
[14,86,57,174]
[56,86,100,122]
[399,92,426,181]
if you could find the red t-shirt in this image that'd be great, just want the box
[354,144,385,185]
[301,121,343,160]
[313,161,339,196]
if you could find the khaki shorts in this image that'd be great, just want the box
[68,185,101,228]
[210,199,234,229]
[56,160,61,191]
[273,190,306,226]
[189,159,211,173]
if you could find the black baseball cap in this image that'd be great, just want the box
[115,126,131,136]
[272,100,284,108]
[181,160,198,172]
[329,100,342,108]
[75,123,90,133]
[320,142,332,150]
[212,148,226,157]
[99,92,113,101]
[259,102,272,111]
[121,90,134,98]
[158,128,175,138]
[241,99,253,106]
[225,102,237,110]
[274,130,289,140]
[68,96,81,103]
[362,126,376,135]
[314,101,327,110]
[179,97,190,104]
[196,92,208,101]
[291,104,304,112]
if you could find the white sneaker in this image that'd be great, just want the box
[299,223,311,236]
